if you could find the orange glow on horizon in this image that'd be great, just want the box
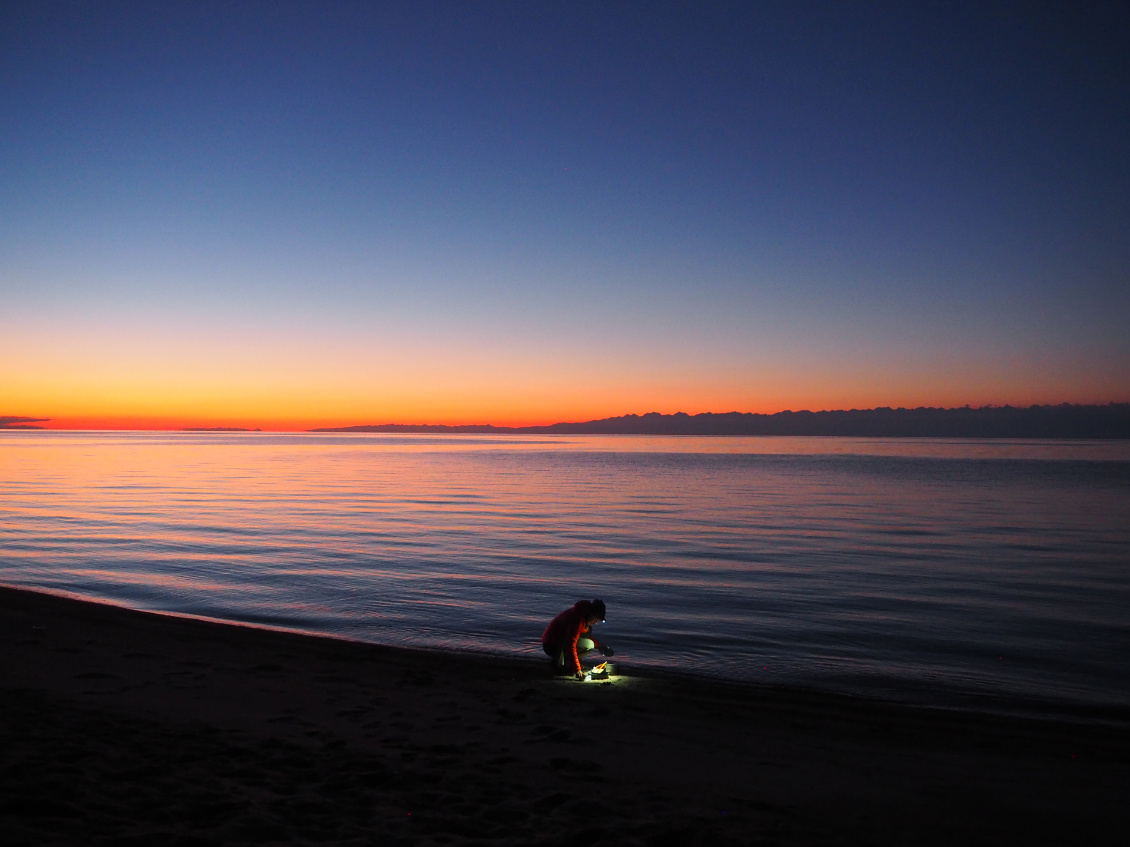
[5,303,1128,431]
[5,331,1127,431]
[10,392,1128,432]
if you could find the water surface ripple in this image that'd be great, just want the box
[2,431,1128,721]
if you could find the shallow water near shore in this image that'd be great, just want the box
[2,430,1128,720]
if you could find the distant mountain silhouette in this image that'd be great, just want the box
[0,416,48,429]
[311,403,1130,439]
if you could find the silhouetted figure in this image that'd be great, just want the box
[542,598,613,679]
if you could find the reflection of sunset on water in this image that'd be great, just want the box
[2,430,1127,719]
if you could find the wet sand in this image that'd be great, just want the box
[2,585,1127,846]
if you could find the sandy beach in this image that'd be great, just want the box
[2,585,1127,846]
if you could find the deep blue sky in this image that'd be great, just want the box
[2,1,1128,426]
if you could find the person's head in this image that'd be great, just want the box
[586,598,606,625]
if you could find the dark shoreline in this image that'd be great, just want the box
[9,583,1126,731]
[4,584,1128,845]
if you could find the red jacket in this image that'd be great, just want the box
[542,600,603,672]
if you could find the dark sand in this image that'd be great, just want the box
[3,586,1127,846]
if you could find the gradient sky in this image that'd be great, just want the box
[2,1,1128,429]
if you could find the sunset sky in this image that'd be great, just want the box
[2,1,1128,430]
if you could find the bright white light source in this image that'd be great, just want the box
[583,661,614,682]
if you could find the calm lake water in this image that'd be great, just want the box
[3,431,1128,721]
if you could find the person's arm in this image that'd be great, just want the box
[568,621,583,674]
[588,629,613,657]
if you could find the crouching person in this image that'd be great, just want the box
[541,598,614,680]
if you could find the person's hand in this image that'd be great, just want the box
[574,670,586,681]
[600,645,614,657]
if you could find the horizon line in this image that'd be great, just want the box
[4,401,1129,434]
